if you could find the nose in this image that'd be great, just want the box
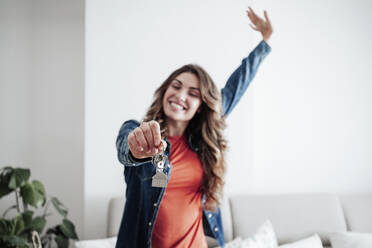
[175,89,187,102]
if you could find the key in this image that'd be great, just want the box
[152,154,165,169]
[151,140,168,188]
[152,170,168,188]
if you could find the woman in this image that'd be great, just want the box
[115,7,273,248]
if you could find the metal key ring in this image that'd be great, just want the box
[152,140,167,170]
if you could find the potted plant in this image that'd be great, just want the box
[0,166,79,248]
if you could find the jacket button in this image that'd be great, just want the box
[214,227,219,232]
[148,222,152,226]
[208,213,212,218]
[153,203,157,207]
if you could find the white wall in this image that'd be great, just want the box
[250,0,372,194]
[0,0,85,246]
[86,0,372,239]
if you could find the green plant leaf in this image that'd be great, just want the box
[1,234,29,248]
[20,182,44,208]
[60,219,79,240]
[22,210,34,227]
[22,197,29,211]
[0,182,13,198]
[8,168,30,189]
[11,214,25,235]
[0,218,12,235]
[55,234,69,248]
[51,197,68,218]
[20,183,36,207]
[1,167,79,248]
[32,180,47,207]
[32,216,47,234]
[19,211,35,236]
[32,180,46,199]
[0,167,14,198]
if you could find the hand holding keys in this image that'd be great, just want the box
[127,120,168,188]
[128,120,166,159]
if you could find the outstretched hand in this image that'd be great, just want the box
[246,7,273,42]
[128,120,167,159]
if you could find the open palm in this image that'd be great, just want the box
[246,7,273,42]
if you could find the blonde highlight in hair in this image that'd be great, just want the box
[143,64,227,211]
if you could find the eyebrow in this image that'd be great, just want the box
[173,79,200,91]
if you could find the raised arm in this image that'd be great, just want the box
[221,7,273,117]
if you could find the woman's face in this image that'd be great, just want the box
[162,72,202,124]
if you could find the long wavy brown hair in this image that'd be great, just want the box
[143,64,227,211]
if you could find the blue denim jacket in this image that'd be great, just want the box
[115,40,271,248]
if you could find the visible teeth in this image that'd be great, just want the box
[170,102,184,110]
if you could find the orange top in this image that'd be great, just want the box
[151,134,208,248]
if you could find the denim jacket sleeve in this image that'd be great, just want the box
[116,119,152,167]
[221,40,271,117]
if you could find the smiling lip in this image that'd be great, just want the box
[169,101,186,111]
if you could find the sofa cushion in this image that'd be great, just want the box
[213,220,278,248]
[74,236,117,248]
[329,231,372,248]
[278,234,323,248]
[229,193,347,246]
[220,194,233,242]
[339,193,372,232]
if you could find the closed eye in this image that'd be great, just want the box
[172,85,181,89]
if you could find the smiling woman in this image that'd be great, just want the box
[162,72,202,129]
[115,6,273,248]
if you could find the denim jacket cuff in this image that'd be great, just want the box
[257,39,272,56]
[127,149,151,164]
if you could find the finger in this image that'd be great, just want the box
[159,140,167,153]
[133,127,149,153]
[249,6,263,22]
[247,7,257,22]
[249,7,259,18]
[248,7,258,20]
[149,120,161,148]
[246,10,254,23]
[249,23,259,31]
[264,10,271,24]
[140,122,154,153]
[128,132,143,153]
[247,11,260,28]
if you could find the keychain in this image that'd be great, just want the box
[151,140,168,188]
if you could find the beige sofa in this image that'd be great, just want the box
[107,193,372,247]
